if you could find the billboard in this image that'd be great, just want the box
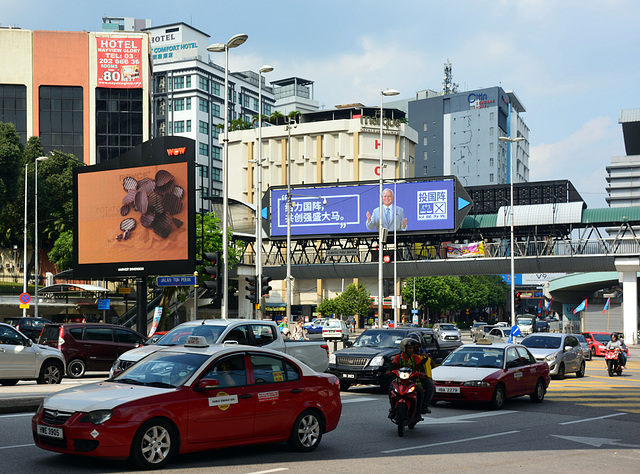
[96,37,143,88]
[267,177,471,239]
[73,136,195,278]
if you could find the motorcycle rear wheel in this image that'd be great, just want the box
[396,404,407,437]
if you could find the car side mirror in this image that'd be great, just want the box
[24,338,33,347]
[344,340,353,347]
[564,346,572,352]
[194,378,220,392]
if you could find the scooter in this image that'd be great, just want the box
[389,367,421,437]
[605,348,623,377]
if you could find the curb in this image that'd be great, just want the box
[0,397,41,414]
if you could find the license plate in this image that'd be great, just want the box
[342,373,356,379]
[435,386,460,393]
[37,424,63,439]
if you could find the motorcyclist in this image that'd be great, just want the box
[606,332,627,369]
[387,337,428,420]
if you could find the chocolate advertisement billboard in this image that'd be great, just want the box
[73,137,195,278]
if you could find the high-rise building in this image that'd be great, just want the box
[408,86,530,187]
[606,108,640,208]
[102,16,152,32]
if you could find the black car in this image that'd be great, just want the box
[5,317,51,342]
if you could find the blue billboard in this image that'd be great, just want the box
[268,178,465,239]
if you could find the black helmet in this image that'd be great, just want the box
[611,332,618,339]
[399,338,417,353]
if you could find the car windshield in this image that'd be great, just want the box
[439,324,456,330]
[517,318,533,326]
[112,351,208,387]
[591,333,611,343]
[442,347,504,369]
[155,325,225,345]
[575,335,587,343]
[352,330,407,348]
[521,336,561,349]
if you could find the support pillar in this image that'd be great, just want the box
[615,258,640,345]
[136,277,147,336]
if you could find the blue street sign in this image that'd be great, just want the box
[411,309,419,314]
[156,276,197,287]
[97,298,111,310]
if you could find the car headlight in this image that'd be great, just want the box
[79,410,113,425]
[545,353,557,363]
[463,381,491,387]
[329,353,336,364]
[368,355,385,368]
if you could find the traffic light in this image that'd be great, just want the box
[201,252,221,297]
[515,291,521,305]
[245,275,257,303]
[261,276,272,297]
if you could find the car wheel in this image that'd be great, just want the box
[530,379,545,403]
[339,381,351,392]
[555,363,565,380]
[0,380,19,386]
[576,361,585,378]
[490,384,505,410]
[130,418,178,470]
[37,361,64,384]
[288,409,323,452]
[67,358,86,379]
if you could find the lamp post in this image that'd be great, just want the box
[285,118,297,322]
[34,156,48,318]
[378,89,399,328]
[256,64,273,319]
[207,33,248,319]
[498,135,524,326]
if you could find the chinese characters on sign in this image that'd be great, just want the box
[96,37,142,88]
[417,190,448,221]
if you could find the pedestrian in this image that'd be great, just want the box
[292,319,308,340]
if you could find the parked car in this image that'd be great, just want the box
[486,327,523,344]
[432,323,462,342]
[0,322,65,385]
[38,323,147,378]
[322,319,349,342]
[110,319,330,378]
[520,333,585,379]
[432,341,551,410]
[32,338,342,469]
[575,333,592,361]
[303,318,326,335]
[6,316,51,342]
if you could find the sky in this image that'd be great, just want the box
[3,0,638,209]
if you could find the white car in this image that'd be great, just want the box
[0,322,66,385]
[432,323,462,342]
[322,319,349,342]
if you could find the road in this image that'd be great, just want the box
[0,349,638,473]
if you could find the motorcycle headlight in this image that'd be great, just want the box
[79,410,113,425]
[368,355,385,368]
[463,381,491,387]
[398,371,411,380]
[329,353,336,364]
[545,353,557,363]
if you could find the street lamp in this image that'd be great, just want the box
[378,88,399,328]
[207,33,248,319]
[284,118,297,322]
[34,156,48,318]
[256,64,273,319]
[498,135,524,326]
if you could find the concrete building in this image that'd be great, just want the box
[0,28,152,165]
[408,86,530,187]
[606,108,640,208]
[271,77,319,115]
[227,106,418,318]
[102,16,152,32]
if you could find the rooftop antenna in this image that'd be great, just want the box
[442,59,459,95]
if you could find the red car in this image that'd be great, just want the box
[432,341,551,410]
[582,332,628,357]
[32,338,342,469]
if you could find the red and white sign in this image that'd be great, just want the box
[96,37,142,88]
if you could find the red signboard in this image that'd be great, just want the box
[96,37,142,88]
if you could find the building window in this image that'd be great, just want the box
[198,76,209,91]
[212,125,220,139]
[264,104,272,116]
[423,122,428,132]
[212,146,221,161]
[173,76,184,89]
[186,120,191,132]
[199,187,209,200]
[253,98,259,112]
[423,166,428,175]
[199,142,209,156]
[244,94,250,108]
[490,112,495,121]
[199,120,208,134]
[199,165,209,178]
[423,136,428,146]
[186,97,191,110]
[199,98,209,113]
[0,84,27,144]
[211,188,221,197]
[174,121,185,133]
[95,87,143,163]
[212,82,221,96]
[490,158,494,167]
[423,151,428,161]
[212,167,222,182]
[40,86,84,159]
[186,76,191,88]
[490,142,494,152]
[490,173,494,183]
[173,98,185,111]
[490,127,494,136]
[212,103,221,118]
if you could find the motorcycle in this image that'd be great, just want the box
[389,367,421,437]
[605,348,623,377]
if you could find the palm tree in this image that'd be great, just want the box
[268,110,285,125]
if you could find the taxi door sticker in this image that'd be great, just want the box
[514,371,523,379]
[258,391,280,402]
[208,391,238,411]
[273,371,284,382]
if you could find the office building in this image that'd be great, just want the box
[606,108,640,208]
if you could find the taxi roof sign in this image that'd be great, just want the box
[185,336,208,347]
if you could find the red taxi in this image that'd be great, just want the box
[32,337,342,469]
[432,341,551,410]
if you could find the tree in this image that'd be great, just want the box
[48,229,73,271]
[0,123,25,247]
[317,283,371,321]
[268,110,285,125]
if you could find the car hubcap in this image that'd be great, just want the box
[45,367,60,384]
[297,415,320,448]
[141,426,171,464]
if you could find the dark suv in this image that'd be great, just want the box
[6,317,51,342]
[38,323,146,378]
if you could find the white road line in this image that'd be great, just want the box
[381,430,520,454]
[341,397,378,404]
[0,444,34,450]
[558,412,627,425]
[0,413,33,419]
[245,469,288,474]
[426,409,518,424]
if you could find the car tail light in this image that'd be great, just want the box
[321,344,330,359]
[57,327,65,350]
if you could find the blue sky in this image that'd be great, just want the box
[3,0,638,209]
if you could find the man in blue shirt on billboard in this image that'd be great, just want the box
[366,188,407,231]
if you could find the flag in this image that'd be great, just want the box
[537,301,542,315]
[602,297,610,314]
[573,299,587,314]
[546,297,552,311]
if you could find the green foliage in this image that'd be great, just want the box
[317,283,371,319]
[48,229,73,271]
[0,123,25,247]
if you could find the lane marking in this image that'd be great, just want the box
[245,469,288,474]
[426,410,518,425]
[381,430,520,454]
[0,444,34,450]
[558,412,627,425]
[341,397,378,404]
